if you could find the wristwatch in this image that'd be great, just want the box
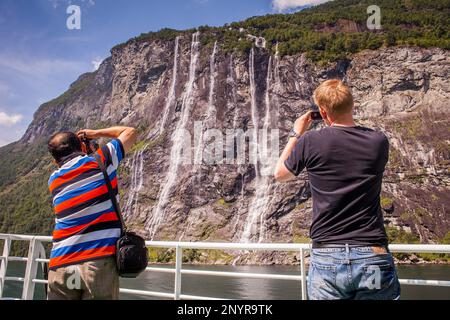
[289,128,301,139]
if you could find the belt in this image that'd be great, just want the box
[312,243,388,254]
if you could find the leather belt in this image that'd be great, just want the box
[312,243,388,254]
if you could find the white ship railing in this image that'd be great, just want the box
[0,233,449,300]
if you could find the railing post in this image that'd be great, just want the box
[174,245,183,300]
[22,237,44,300]
[300,248,307,300]
[0,236,12,298]
[37,242,47,281]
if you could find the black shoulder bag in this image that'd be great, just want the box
[94,154,149,278]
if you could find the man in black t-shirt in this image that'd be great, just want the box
[274,79,400,300]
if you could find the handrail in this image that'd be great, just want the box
[1,233,449,300]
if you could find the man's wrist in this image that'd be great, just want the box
[289,128,302,139]
[95,128,119,139]
[92,129,103,138]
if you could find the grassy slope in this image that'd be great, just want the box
[0,74,97,237]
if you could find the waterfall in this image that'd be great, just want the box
[248,48,260,176]
[193,41,218,166]
[227,53,240,166]
[228,54,240,130]
[273,43,281,125]
[205,41,218,127]
[263,56,272,130]
[123,152,138,216]
[158,36,180,134]
[254,46,282,242]
[225,53,247,240]
[146,32,201,239]
[256,49,283,242]
[240,51,276,243]
[123,146,147,219]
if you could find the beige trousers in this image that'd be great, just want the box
[47,256,119,300]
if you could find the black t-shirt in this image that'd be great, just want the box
[284,125,389,246]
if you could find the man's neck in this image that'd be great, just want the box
[57,151,85,167]
[330,117,356,127]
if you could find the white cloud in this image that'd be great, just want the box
[0,111,23,127]
[272,0,332,12]
[91,57,103,71]
[0,54,89,145]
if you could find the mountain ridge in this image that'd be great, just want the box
[0,0,449,263]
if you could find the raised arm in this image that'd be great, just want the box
[274,111,312,182]
[77,126,137,155]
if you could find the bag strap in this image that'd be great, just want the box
[94,153,126,234]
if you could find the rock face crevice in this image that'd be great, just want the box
[2,34,449,263]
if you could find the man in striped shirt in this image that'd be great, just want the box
[46,126,136,300]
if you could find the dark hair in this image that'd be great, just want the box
[47,131,82,164]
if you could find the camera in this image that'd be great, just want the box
[311,111,322,121]
[310,104,323,121]
[80,134,99,155]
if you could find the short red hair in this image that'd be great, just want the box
[313,79,354,117]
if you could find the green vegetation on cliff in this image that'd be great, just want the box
[0,139,54,239]
[387,227,450,262]
[113,0,449,64]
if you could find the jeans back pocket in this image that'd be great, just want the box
[309,262,337,287]
[308,261,339,299]
[357,261,401,299]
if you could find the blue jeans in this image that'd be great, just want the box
[307,246,401,300]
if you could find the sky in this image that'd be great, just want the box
[0,0,329,146]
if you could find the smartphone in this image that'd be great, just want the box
[311,111,322,121]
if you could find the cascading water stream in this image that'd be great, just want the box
[205,41,218,127]
[123,146,147,219]
[228,54,239,130]
[223,53,247,240]
[124,41,182,224]
[273,43,281,123]
[123,152,139,217]
[146,32,201,239]
[254,46,282,242]
[263,56,273,130]
[240,49,276,243]
[194,41,218,166]
[248,48,260,176]
[158,36,180,134]
[257,44,282,241]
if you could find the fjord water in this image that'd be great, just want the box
[4,262,449,300]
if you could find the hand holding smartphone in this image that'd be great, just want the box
[311,111,322,121]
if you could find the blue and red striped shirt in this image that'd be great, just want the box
[48,139,125,270]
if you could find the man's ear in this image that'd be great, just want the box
[319,106,332,126]
[319,106,327,118]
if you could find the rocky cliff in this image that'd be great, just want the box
[0,2,449,264]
